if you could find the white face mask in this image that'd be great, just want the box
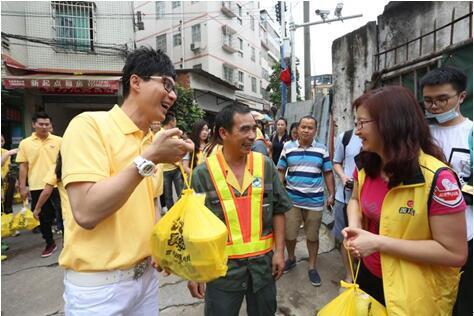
[425,100,460,124]
[425,107,459,124]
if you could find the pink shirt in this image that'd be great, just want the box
[354,168,466,278]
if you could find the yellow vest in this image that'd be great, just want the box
[206,151,273,259]
[357,151,461,316]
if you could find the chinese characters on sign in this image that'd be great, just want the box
[2,78,119,95]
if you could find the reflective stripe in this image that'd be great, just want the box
[206,152,273,258]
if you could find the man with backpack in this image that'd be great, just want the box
[332,128,361,285]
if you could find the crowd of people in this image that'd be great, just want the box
[1,46,472,315]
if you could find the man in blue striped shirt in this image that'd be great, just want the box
[277,116,335,286]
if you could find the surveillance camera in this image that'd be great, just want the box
[315,9,330,15]
[334,3,343,17]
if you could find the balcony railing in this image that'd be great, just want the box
[221,1,236,18]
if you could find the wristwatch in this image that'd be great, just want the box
[133,156,156,177]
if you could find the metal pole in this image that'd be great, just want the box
[290,3,296,102]
[294,14,363,28]
[280,1,287,116]
[303,1,311,100]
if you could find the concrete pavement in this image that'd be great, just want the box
[1,221,345,316]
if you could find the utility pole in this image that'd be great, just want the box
[278,1,288,116]
[289,4,362,102]
[303,1,311,101]
[289,3,296,102]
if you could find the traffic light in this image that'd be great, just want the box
[275,1,281,24]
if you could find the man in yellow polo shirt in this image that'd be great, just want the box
[60,47,193,315]
[16,112,62,257]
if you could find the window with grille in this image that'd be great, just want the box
[237,4,242,17]
[250,15,255,31]
[156,34,167,53]
[173,33,182,47]
[223,65,234,83]
[251,47,256,62]
[172,1,181,9]
[238,71,244,83]
[251,77,257,92]
[156,2,165,19]
[52,1,95,52]
[192,24,201,43]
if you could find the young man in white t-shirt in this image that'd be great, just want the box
[332,129,362,285]
[421,66,473,316]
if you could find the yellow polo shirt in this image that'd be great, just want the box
[216,148,253,195]
[1,148,10,179]
[15,133,62,190]
[60,105,162,272]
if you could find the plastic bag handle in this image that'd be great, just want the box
[178,150,195,190]
[346,248,361,284]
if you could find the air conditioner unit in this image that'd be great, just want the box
[190,42,201,52]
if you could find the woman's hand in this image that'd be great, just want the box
[342,227,380,258]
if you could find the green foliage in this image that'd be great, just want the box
[173,85,205,133]
[266,62,303,110]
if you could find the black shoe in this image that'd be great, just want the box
[283,258,297,274]
[32,226,41,234]
[308,269,321,286]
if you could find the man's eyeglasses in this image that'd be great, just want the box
[354,119,374,130]
[423,93,458,108]
[148,76,177,95]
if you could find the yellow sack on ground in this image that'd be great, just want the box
[12,201,40,231]
[1,213,15,237]
[317,251,387,316]
[151,189,228,282]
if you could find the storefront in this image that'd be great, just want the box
[2,74,121,137]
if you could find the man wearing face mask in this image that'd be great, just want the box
[421,66,473,316]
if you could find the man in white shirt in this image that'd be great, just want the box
[421,66,473,316]
[332,129,361,284]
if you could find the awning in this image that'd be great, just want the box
[2,74,120,95]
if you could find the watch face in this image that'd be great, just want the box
[143,163,155,175]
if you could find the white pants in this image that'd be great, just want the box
[64,267,159,316]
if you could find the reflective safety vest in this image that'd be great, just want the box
[206,151,273,259]
[357,151,461,315]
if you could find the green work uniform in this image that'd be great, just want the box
[191,154,292,316]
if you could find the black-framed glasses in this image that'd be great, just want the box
[354,119,375,130]
[148,76,177,95]
[423,93,458,108]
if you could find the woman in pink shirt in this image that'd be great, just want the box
[342,86,467,312]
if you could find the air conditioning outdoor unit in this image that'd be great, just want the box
[190,42,201,52]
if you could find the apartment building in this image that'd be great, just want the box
[1,1,134,142]
[133,1,280,117]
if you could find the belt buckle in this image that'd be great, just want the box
[133,261,148,280]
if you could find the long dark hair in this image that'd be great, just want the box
[272,117,288,142]
[55,152,62,180]
[203,125,221,158]
[190,120,208,168]
[353,85,445,188]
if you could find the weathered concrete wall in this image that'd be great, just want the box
[331,1,472,135]
[331,22,378,134]
[377,1,471,71]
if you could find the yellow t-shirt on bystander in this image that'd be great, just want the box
[15,133,62,190]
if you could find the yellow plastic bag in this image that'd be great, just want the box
[150,154,229,282]
[317,251,387,316]
[1,213,15,237]
[12,201,40,231]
